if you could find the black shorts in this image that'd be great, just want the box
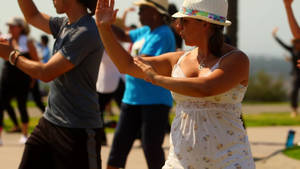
[19,117,102,169]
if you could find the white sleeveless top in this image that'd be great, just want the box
[162,51,256,169]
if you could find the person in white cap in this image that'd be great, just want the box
[101,0,176,168]
[96,0,256,168]
[0,17,39,145]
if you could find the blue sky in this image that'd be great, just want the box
[1,0,300,58]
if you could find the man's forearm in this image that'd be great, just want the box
[0,43,47,81]
[15,55,46,81]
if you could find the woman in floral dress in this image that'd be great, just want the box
[95,0,256,168]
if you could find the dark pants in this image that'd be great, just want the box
[0,59,30,127]
[98,79,125,143]
[108,103,170,169]
[0,85,29,127]
[19,117,102,169]
[291,74,300,109]
[30,81,45,113]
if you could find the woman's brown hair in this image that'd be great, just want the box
[77,0,98,16]
[208,24,224,57]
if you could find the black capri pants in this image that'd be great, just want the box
[108,103,170,169]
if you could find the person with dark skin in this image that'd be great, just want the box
[0,0,104,168]
[96,0,255,168]
[272,27,300,117]
[283,0,300,69]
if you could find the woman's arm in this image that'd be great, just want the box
[272,27,293,51]
[27,40,40,61]
[283,0,300,38]
[135,52,249,97]
[121,7,135,26]
[95,0,180,78]
[274,36,293,51]
[111,25,131,42]
[18,0,51,34]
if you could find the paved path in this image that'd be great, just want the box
[1,105,300,169]
[1,126,300,169]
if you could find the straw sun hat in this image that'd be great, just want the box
[134,0,169,15]
[172,0,231,26]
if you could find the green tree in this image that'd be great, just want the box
[244,71,287,102]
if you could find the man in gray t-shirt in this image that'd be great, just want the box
[0,0,103,168]
[45,16,103,128]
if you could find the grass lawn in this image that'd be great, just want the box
[4,111,300,132]
[243,112,300,127]
[3,117,40,133]
[283,146,300,160]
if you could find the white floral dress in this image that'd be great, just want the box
[162,52,256,169]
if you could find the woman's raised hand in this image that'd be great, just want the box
[95,0,118,27]
[272,27,279,37]
[134,57,158,84]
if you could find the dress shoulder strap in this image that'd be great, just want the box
[176,51,190,65]
[211,50,241,71]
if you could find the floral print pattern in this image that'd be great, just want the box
[180,7,226,23]
[162,53,256,169]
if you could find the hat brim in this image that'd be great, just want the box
[134,1,168,15]
[172,12,231,26]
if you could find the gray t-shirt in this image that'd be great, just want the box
[44,15,104,128]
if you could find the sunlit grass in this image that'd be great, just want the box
[3,117,41,133]
[243,112,300,127]
[3,108,300,134]
[283,146,300,160]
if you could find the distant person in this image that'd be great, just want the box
[96,51,125,145]
[28,34,52,114]
[114,7,136,31]
[0,17,40,144]
[283,0,300,69]
[272,27,300,117]
[37,35,50,63]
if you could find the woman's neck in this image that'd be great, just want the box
[65,3,88,24]
[149,20,165,31]
[196,38,211,60]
